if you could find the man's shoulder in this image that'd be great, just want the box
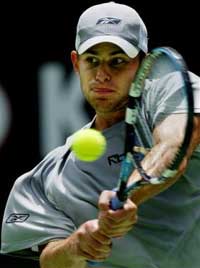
[43,144,69,162]
[43,121,95,162]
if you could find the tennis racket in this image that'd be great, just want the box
[88,46,194,266]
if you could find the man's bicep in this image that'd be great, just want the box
[153,113,188,145]
[186,115,200,154]
[152,113,200,172]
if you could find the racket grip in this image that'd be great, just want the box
[110,196,124,210]
[87,261,102,267]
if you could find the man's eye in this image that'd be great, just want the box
[109,58,126,66]
[86,57,99,65]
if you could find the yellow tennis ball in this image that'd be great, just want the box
[71,128,107,162]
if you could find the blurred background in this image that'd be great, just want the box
[0,0,199,267]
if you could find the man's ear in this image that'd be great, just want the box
[71,50,79,73]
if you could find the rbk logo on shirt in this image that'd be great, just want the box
[108,153,125,166]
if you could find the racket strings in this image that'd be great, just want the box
[132,52,161,98]
[117,47,194,201]
[169,72,194,169]
[132,49,193,183]
[133,146,150,155]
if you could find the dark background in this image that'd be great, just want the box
[0,1,199,267]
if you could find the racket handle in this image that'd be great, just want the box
[87,261,103,267]
[110,195,124,210]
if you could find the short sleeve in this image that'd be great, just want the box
[144,71,200,128]
[1,145,76,256]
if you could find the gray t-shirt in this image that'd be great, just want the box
[1,72,200,268]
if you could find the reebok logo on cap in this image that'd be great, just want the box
[97,17,121,25]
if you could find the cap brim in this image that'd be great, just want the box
[77,35,139,58]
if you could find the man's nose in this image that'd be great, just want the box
[95,64,111,82]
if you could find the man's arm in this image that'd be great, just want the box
[128,114,200,205]
[39,219,111,268]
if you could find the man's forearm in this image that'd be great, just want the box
[129,116,200,205]
[39,219,112,268]
[40,238,86,268]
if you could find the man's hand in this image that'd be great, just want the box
[40,219,112,268]
[71,219,112,261]
[98,190,138,238]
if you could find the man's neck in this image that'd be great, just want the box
[94,112,124,131]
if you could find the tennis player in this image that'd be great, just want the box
[1,2,200,268]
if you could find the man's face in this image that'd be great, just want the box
[71,43,140,116]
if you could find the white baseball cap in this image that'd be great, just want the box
[75,2,148,58]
